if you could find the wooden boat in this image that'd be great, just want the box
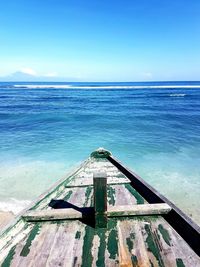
[0,148,200,266]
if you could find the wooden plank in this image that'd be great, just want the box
[108,203,171,217]
[23,209,83,222]
[108,155,200,257]
[93,172,107,228]
[24,223,58,267]
[1,151,200,266]
[118,220,151,267]
[114,184,147,206]
[23,204,171,222]
[65,177,130,187]
[154,219,200,267]
[13,223,57,267]
[44,222,77,267]
[0,223,34,264]
[117,226,133,266]
[0,157,89,249]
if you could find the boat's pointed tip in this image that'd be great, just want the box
[90,148,112,158]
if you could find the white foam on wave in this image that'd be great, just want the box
[14,84,71,89]
[169,93,186,97]
[69,85,200,89]
[13,84,200,89]
[0,153,85,217]
[0,157,76,215]
[0,198,31,214]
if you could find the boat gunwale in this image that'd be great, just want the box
[108,154,200,257]
[0,158,89,237]
[1,150,200,259]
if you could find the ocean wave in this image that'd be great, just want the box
[169,93,186,97]
[13,84,71,89]
[12,84,200,89]
[0,198,31,214]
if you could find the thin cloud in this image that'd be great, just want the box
[20,68,37,76]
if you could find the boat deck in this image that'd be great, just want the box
[0,154,200,266]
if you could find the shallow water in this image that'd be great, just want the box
[0,82,200,224]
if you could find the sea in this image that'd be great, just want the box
[0,81,200,224]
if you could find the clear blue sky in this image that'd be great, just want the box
[0,0,200,81]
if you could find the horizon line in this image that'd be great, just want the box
[1,80,200,83]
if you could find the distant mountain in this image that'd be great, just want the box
[0,71,80,82]
[2,71,37,81]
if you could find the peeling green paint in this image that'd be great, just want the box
[109,215,159,223]
[49,220,65,225]
[30,186,62,210]
[75,231,81,240]
[81,226,94,267]
[158,224,171,246]
[30,180,70,210]
[176,258,185,267]
[116,173,126,179]
[126,233,137,265]
[1,245,16,267]
[107,220,118,259]
[20,223,41,257]
[91,149,111,159]
[108,211,124,217]
[126,237,133,251]
[30,161,87,211]
[145,224,164,267]
[84,186,93,207]
[136,215,159,222]
[131,255,138,265]
[107,186,115,205]
[63,190,73,201]
[96,230,106,267]
[125,184,145,204]
[126,233,135,251]
[0,219,22,240]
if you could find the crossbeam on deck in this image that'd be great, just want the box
[23,203,171,222]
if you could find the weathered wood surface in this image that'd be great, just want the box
[23,203,171,222]
[93,172,107,228]
[0,153,200,266]
[1,217,200,266]
[23,208,83,221]
[65,160,130,187]
[108,203,171,217]
[108,154,200,257]
[65,176,130,187]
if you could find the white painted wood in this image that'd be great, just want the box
[23,209,83,221]
[1,153,200,266]
[108,203,171,216]
[23,203,171,222]
[65,177,130,187]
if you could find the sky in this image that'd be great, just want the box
[0,0,200,81]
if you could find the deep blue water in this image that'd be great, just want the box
[0,82,200,223]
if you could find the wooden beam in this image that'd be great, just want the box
[93,172,107,228]
[108,203,171,217]
[108,155,200,257]
[65,177,130,188]
[23,204,171,222]
[22,209,83,222]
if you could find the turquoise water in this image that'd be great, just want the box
[0,82,200,224]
